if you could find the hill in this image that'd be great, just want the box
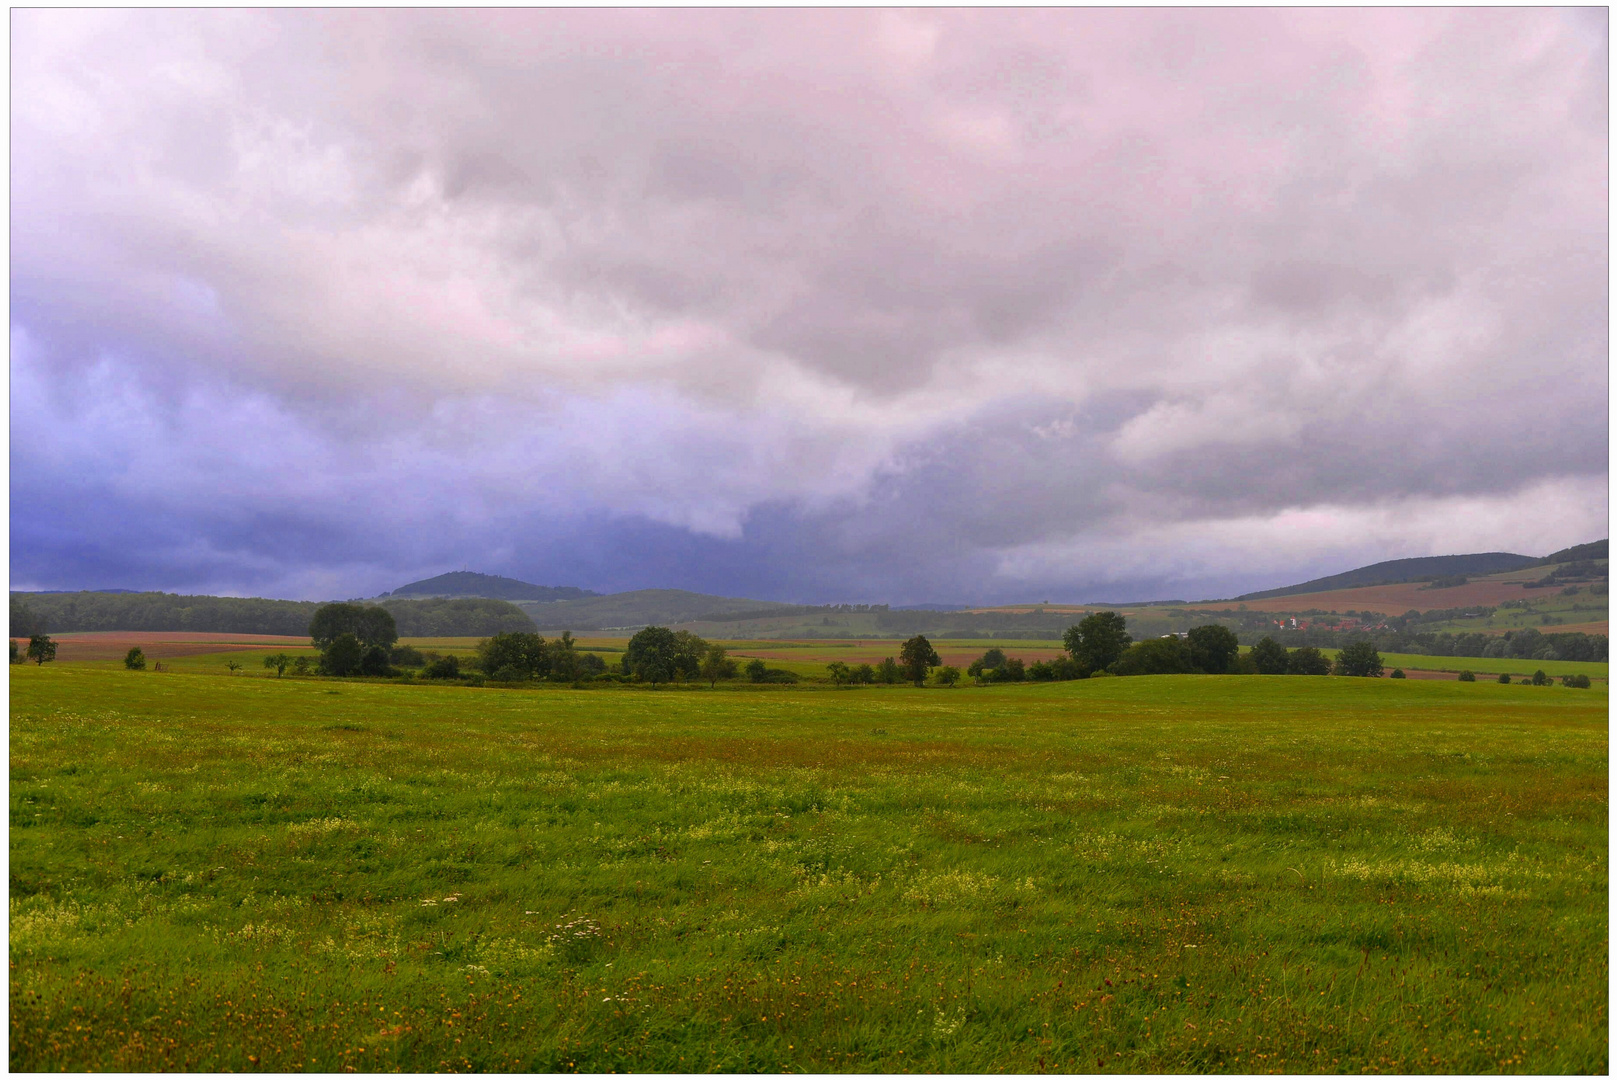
[11,591,536,639]
[1236,552,1541,601]
[518,589,817,630]
[1539,540,1607,565]
[386,571,597,603]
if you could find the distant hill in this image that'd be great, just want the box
[1236,552,1541,602]
[387,572,598,603]
[1538,540,1607,565]
[11,590,535,638]
[519,589,805,630]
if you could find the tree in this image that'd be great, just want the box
[11,597,43,639]
[1111,636,1195,676]
[623,626,679,686]
[851,663,875,685]
[9,640,19,665]
[826,661,850,686]
[262,652,291,677]
[700,644,738,688]
[27,633,56,666]
[319,633,365,677]
[1389,668,1406,679]
[1530,669,1550,686]
[1185,625,1240,674]
[292,656,312,676]
[1496,672,1510,684]
[423,654,462,679]
[360,645,393,677]
[670,631,709,682]
[1249,637,1290,675]
[1288,646,1332,676]
[875,657,901,685]
[309,602,398,651]
[746,657,769,682]
[476,632,548,680]
[968,648,1008,683]
[898,635,940,686]
[124,646,147,671]
[1063,613,1132,676]
[1334,641,1383,678]
[934,665,962,687]
[547,631,581,683]
[1457,670,1476,682]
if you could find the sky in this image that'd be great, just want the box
[10,9,1609,605]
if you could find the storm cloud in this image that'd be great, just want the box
[11,9,1607,603]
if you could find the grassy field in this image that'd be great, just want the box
[10,668,1607,1073]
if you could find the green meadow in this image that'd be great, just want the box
[10,667,1607,1073]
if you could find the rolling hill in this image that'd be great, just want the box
[385,572,597,603]
[1235,552,1541,601]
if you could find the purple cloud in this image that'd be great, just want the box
[10,10,1607,602]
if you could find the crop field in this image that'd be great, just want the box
[10,666,1607,1073]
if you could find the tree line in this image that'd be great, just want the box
[8,592,537,639]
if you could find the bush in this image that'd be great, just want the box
[422,654,462,680]
[1530,669,1551,686]
[1497,672,1511,684]
[1112,636,1195,676]
[875,657,901,684]
[1287,647,1332,676]
[1249,636,1292,675]
[935,665,962,687]
[1389,668,1406,679]
[1333,641,1384,678]
[390,644,426,667]
[1186,624,1240,674]
[476,632,548,680]
[1561,673,1592,689]
[746,658,769,682]
[1457,670,1476,682]
[124,647,147,671]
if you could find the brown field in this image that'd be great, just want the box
[10,631,308,663]
[728,640,1068,667]
[1539,620,1611,636]
[1185,578,1583,616]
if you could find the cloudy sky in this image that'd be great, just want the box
[11,9,1608,604]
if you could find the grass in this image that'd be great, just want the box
[1356,652,1607,681]
[10,667,1608,1073]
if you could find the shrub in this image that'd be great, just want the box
[1112,636,1194,676]
[422,654,462,680]
[934,665,962,687]
[1251,637,1291,675]
[875,657,901,684]
[1287,646,1332,676]
[851,663,875,685]
[390,644,426,667]
[124,647,147,671]
[1333,641,1384,678]
[1497,672,1511,684]
[1530,669,1551,686]
[1561,673,1591,689]
[1457,670,1476,682]
[746,658,769,682]
[1186,624,1241,674]
[292,656,312,676]
[319,633,365,677]
[1389,668,1406,679]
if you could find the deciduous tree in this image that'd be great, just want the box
[899,635,940,686]
[1063,613,1132,675]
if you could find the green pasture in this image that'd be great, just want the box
[10,668,1607,1073]
[1344,652,1607,681]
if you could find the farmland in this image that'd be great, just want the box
[10,664,1607,1073]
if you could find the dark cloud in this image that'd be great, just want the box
[10,10,1607,602]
